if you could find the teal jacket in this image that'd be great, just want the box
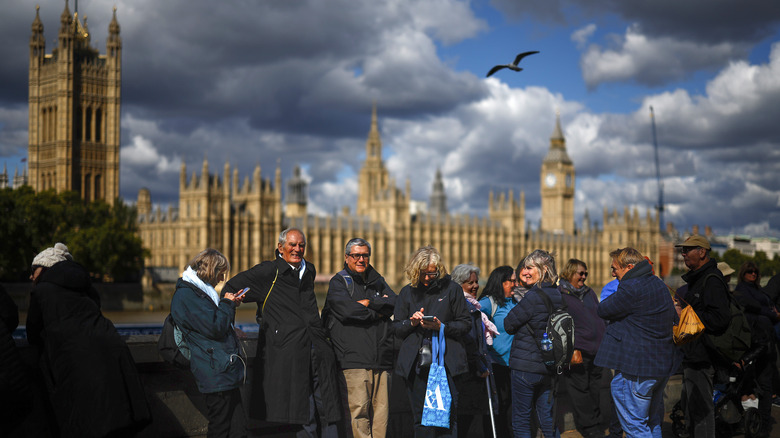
[171,279,245,393]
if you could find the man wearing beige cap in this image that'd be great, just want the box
[674,235,731,438]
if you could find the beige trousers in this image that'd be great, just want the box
[341,369,389,438]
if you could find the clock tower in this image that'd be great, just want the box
[540,113,575,234]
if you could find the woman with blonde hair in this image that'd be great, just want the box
[393,246,471,437]
[504,249,562,438]
[171,248,247,438]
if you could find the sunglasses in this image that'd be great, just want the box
[347,253,370,260]
[745,270,758,275]
[576,271,588,277]
[423,272,440,279]
[680,247,701,254]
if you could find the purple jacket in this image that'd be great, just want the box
[559,281,605,355]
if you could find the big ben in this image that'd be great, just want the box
[28,3,121,205]
[540,113,575,234]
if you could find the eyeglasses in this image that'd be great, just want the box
[576,271,588,277]
[680,247,701,254]
[423,271,439,279]
[347,253,370,260]
[745,270,758,275]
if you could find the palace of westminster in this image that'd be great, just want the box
[18,4,664,288]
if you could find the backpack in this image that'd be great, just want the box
[703,274,752,363]
[528,289,575,374]
[158,313,191,369]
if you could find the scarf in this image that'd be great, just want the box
[559,279,590,301]
[463,291,499,345]
[182,266,221,306]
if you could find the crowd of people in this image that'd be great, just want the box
[4,231,780,438]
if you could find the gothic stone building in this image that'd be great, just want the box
[137,106,659,289]
[27,3,121,205]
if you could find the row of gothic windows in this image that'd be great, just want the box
[40,105,104,143]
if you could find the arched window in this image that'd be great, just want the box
[95,108,102,143]
[85,107,92,141]
[84,174,91,200]
[95,174,101,200]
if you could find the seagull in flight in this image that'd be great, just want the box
[486,51,540,77]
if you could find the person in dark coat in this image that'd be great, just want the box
[504,249,563,438]
[171,248,247,438]
[733,261,777,437]
[393,246,471,437]
[321,238,397,438]
[558,259,606,438]
[0,284,33,433]
[26,243,150,438]
[223,228,341,437]
[674,235,731,438]
[594,248,679,438]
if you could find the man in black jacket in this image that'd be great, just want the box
[322,238,397,438]
[675,235,731,438]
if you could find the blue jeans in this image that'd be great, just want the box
[610,372,667,438]
[511,370,559,438]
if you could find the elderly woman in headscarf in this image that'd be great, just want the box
[450,263,498,437]
[558,259,606,438]
[26,243,150,437]
[504,249,562,438]
[393,246,471,437]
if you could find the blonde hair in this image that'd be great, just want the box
[609,247,644,269]
[561,258,587,283]
[188,248,230,287]
[404,246,448,287]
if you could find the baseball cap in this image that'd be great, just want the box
[674,235,711,250]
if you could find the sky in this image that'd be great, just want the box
[1,0,780,238]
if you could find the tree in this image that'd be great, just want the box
[0,187,147,282]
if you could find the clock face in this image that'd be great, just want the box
[545,173,557,187]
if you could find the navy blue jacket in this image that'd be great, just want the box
[594,260,679,377]
[171,279,245,393]
[321,264,397,370]
[503,282,563,374]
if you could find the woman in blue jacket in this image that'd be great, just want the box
[171,248,247,438]
[478,265,518,438]
[504,249,562,438]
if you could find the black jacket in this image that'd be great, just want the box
[26,260,150,437]
[393,275,471,378]
[223,254,341,425]
[680,259,731,367]
[321,264,397,370]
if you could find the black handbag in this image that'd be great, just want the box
[418,338,433,368]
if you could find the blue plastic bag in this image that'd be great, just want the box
[421,324,451,428]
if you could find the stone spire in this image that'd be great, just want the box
[285,165,308,217]
[543,111,572,165]
[366,101,382,160]
[429,168,447,217]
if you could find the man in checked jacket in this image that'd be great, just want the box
[594,247,680,438]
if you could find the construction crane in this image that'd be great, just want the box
[650,106,664,232]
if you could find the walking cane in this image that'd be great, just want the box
[485,372,497,438]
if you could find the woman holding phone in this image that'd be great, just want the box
[171,248,247,438]
[393,246,471,437]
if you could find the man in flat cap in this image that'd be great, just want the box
[675,235,731,438]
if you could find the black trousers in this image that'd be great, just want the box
[492,364,513,438]
[405,367,459,437]
[564,353,603,437]
[204,388,247,438]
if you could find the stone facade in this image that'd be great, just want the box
[137,105,659,289]
[27,3,121,205]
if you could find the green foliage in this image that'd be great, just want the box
[0,187,147,282]
[719,248,780,282]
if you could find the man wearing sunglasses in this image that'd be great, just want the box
[675,235,731,438]
[322,238,397,438]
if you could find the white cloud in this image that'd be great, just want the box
[121,135,181,173]
[580,24,749,88]
[571,24,596,49]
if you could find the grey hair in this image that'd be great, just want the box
[451,263,481,284]
[345,238,371,256]
[520,249,558,285]
[278,228,307,246]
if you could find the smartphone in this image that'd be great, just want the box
[235,287,250,298]
[422,315,436,322]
